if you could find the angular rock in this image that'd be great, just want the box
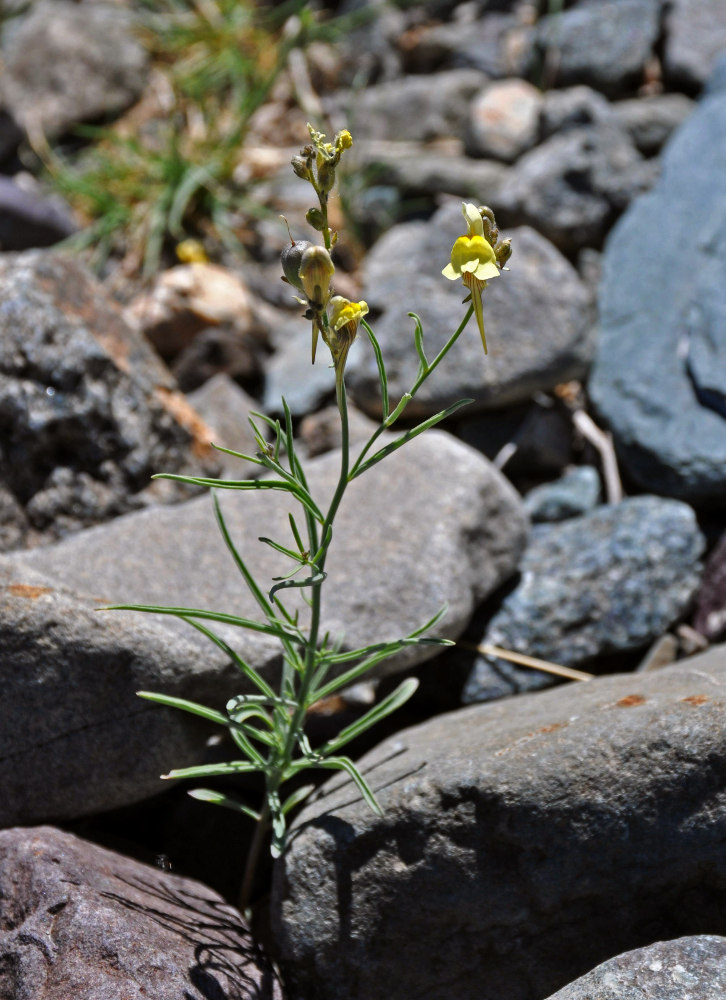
[346,139,508,204]
[0,250,220,548]
[613,93,696,155]
[532,0,661,97]
[335,70,483,143]
[272,646,726,1000]
[588,65,726,504]
[1,1,149,139]
[523,464,600,523]
[263,314,339,417]
[347,202,594,417]
[0,174,76,250]
[540,85,615,139]
[0,430,527,823]
[0,825,283,999]
[405,13,532,79]
[497,122,657,253]
[663,0,726,89]
[545,936,726,1000]
[466,79,543,162]
[462,496,704,703]
[187,373,265,478]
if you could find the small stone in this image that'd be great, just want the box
[466,79,543,162]
[0,173,76,250]
[663,0,726,89]
[694,530,726,642]
[613,93,696,155]
[523,465,601,523]
[540,86,615,139]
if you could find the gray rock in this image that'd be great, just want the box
[540,86,615,139]
[497,122,657,253]
[463,496,704,703]
[346,139,508,203]
[613,93,696,155]
[335,70,484,143]
[0,250,220,549]
[523,464,600,523]
[263,314,338,417]
[272,646,726,1000]
[545,936,726,1000]
[664,0,726,89]
[466,79,543,162]
[347,202,594,417]
[0,430,527,823]
[1,1,149,139]
[404,13,532,79]
[0,108,23,164]
[0,825,283,999]
[588,67,726,504]
[532,0,661,97]
[187,373,265,478]
[0,174,76,250]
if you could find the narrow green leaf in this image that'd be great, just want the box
[104,602,302,642]
[258,535,302,560]
[137,690,228,726]
[320,678,419,756]
[212,443,266,466]
[280,784,315,815]
[353,399,473,478]
[177,617,278,701]
[187,788,261,822]
[410,312,429,375]
[361,318,389,418]
[213,492,276,621]
[164,761,259,780]
[314,757,383,816]
[288,512,305,554]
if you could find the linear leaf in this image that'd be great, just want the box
[280,784,315,815]
[187,788,261,822]
[353,399,473,478]
[319,678,419,755]
[314,757,383,816]
[104,603,302,643]
[177,618,277,701]
[361,318,389,419]
[136,691,228,726]
[163,761,260,780]
[269,570,326,601]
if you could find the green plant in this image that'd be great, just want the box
[108,125,511,912]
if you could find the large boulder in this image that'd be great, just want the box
[0,825,283,999]
[272,646,726,1000]
[0,430,527,824]
[588,61,726,504]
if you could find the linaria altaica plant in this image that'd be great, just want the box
[108,124,511,912]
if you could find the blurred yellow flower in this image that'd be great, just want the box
[442,202,501,354]
[325,296,368,384]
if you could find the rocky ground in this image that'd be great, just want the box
[1,0,726,998]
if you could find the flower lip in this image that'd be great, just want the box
[442,235,500,282]
[328,295,369,331]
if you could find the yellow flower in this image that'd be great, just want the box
[325,296,368,383]
[442,202,501,354]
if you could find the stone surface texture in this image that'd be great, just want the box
[523,465,600,523]
[589,65,726,504]
[664,0,726,88]
[0,825,283,999]
[544,936,726,1000]
[272,647,726,1000]
[1,1,149,139]
[463,495,704,703]
[466,79,543,162]
[0,430,527,824]
[348,202,594,417]
[0,250,220,549]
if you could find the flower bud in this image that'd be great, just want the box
[298,245,334,310]
[291,155,312,181]
[281,239,313,290]
[495,238,513,267]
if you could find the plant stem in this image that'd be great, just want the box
[239,800,270,914]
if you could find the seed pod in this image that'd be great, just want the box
[306,207,326,231]
[281,239,313,290]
